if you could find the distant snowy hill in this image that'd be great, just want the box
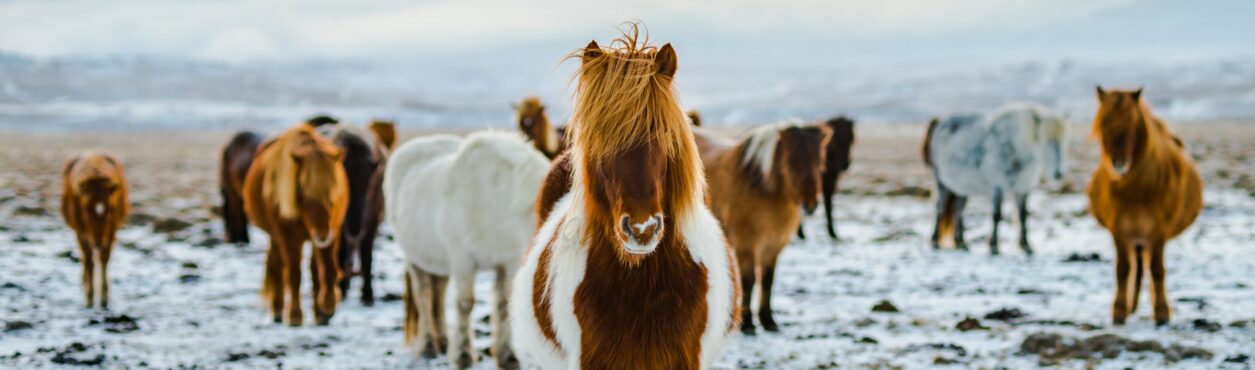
[1,52,1253,131]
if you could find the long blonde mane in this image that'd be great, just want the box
[260,124,343,219]
[569,24,704,218]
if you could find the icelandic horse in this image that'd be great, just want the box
[514,96,566,159]
[243,123,349,326]
[61,152,129,309]
[511,27,739,370]
[317,121,395,306]
[1088,87,1202,326]
[924,105,1068,255]
[797,116,856,241]
[220,131,264,244]
[384,131,549,369]
[695,120,831,334]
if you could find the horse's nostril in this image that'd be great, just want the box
[620,216,634,238]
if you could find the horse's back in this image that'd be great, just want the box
[692,128,735,165]
[930,114,991,194]
[446,131,549,263]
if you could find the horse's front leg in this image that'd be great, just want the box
[735,246,758,335]
[449,262,477,369]
[493,264,520,370]
[758,244,786,332]
[313,243,341,325]
[1149,240,1170,326]
[359,231,377,306]
[823,175,839,240]
[282,237,305,327]
[1015,193,1033,255]
[1111,236,1131,325]
[989,189,1003,255]
[77,235,95,308]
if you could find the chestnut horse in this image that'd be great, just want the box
[1088,87,1202,326]
[220,131,264,244]
[514,96,565,159]
[512,29,739,370]
[696,121,831,334]
[318,122,394,306]
[797,116,855,240]
[62,152,129,309]
[243,124,349,326]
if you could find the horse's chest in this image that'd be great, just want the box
[572,257,709,368]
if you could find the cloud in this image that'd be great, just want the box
[0,0,1245,64]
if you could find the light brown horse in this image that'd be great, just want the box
[512,27,739,370]
[1088,87,1202,326]
[243,124,350,326]
[696,121,831,334]
[514,96,565,159]
[62,152,129,309]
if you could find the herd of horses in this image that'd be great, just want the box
[55,26,1203,369]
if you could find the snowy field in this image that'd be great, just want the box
[1,128,1251,368]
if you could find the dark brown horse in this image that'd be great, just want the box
[220,131,264,244]
[797,116,855,240]
[1088,87,1202,326]
[244,123,349,326]
[318,122,394,306]
[62,152,130,309]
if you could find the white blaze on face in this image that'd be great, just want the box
[94,203,105,216]
[633,217,658,235]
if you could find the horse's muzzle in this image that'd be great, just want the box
[1110,159,1129,175]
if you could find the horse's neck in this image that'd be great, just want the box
[1119,115,1183,189]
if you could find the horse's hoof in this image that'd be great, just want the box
[956,243,969,251]
[1020,243,1034,256]
[760,320,780,333]
[1112,317,1126,326]
[315,311,334,326]
[272,315,283,324]
[361,296,375,307]
[740,324,757,336]
[989,245,1000,255]
[497,349,520,370]
[455,351,474,369]
[1155,319,1169,327]
[420,342,439,359]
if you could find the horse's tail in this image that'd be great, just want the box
[403,265,419,345]
[923,118,940,166]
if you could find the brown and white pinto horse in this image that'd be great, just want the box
[243,123,350,326]
[62,152,129,309]
[514,96,565,159]
[696,121,831,334]
[1088,87,1202,326]
[220,131,264,244]
[512,28,739,370]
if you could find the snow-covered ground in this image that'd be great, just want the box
[2,185,1251,368]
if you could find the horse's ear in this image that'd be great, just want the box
[1131,87,1143,101]
[582,40,602,64]
[1095,85,1106,100]
[655,43,677,78]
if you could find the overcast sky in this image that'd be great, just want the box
[1,0,1252,68]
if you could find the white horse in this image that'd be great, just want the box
[924,104,1068,255]
[384,131,549,369]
